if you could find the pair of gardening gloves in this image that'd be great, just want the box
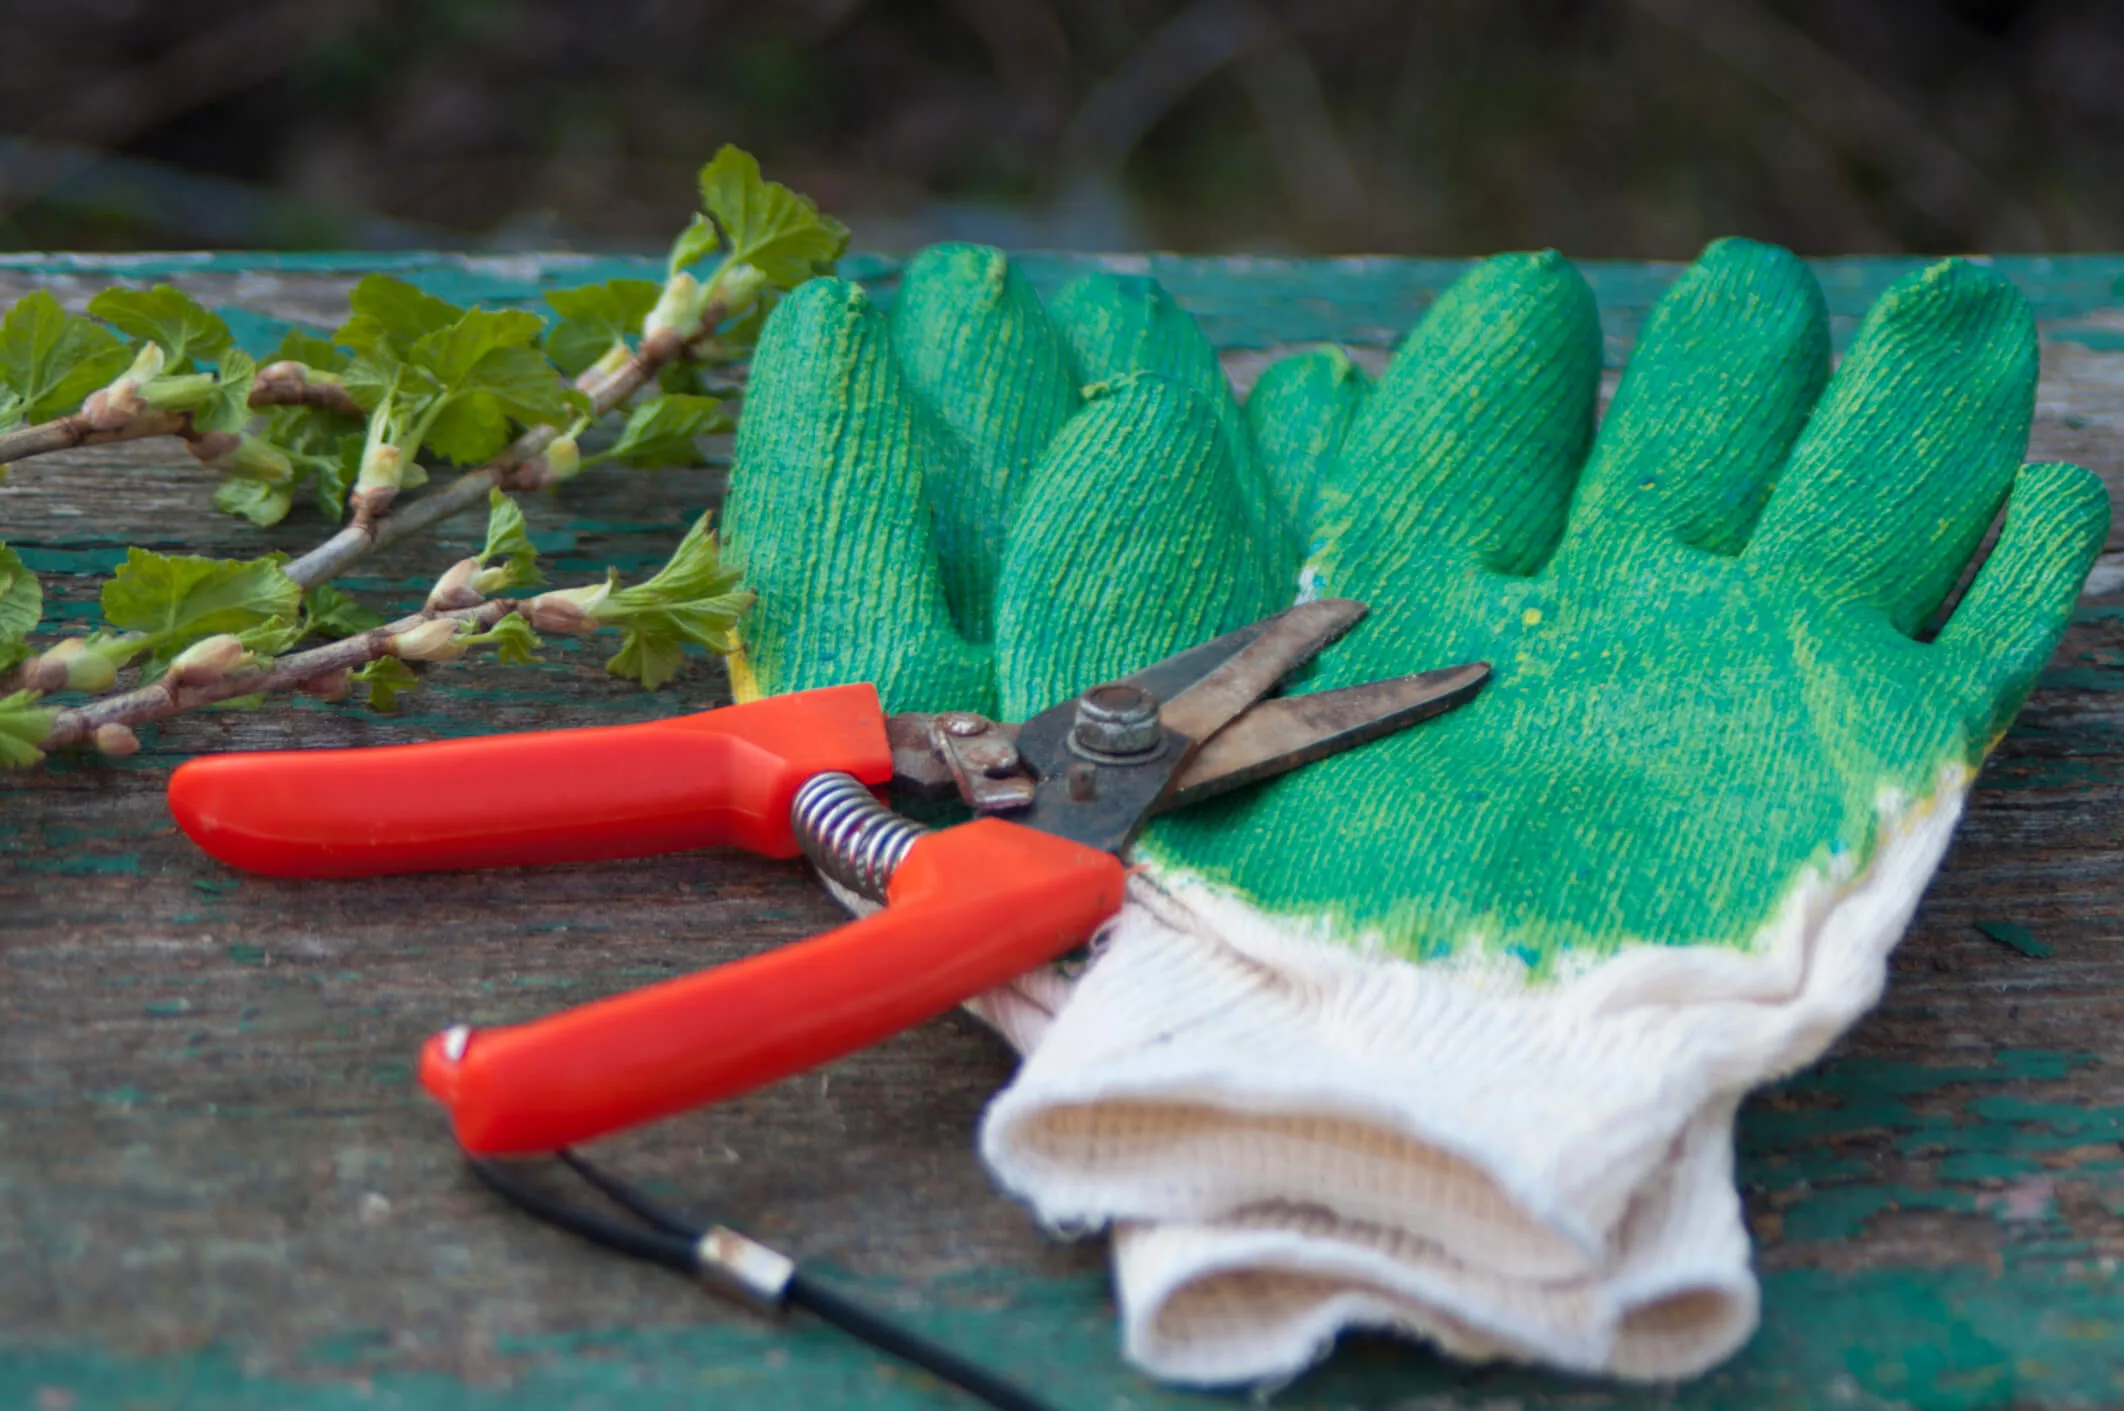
[719,239,2107,1384]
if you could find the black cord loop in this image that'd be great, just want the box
[467,1150,1059,1411]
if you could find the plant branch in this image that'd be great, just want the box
[281,304,727,591]
[0,373,362,465]
[40,600,524,751]
[0,409,186,461]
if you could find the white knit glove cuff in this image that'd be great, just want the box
[975,768,1968,1383]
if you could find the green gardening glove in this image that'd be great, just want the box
[721,240,2108,1386]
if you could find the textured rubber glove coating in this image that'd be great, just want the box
[723,244,1293,717]
[1143,242,2107,969]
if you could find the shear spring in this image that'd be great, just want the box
[791,771,927,902]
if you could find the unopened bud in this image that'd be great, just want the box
[542,434,581,485]
[92,723,140,757]
[39,638,118,693]
[525,579,611,635]
[715,262,768,317]
[356,442,405,493]
[166,634,248,687]
[184,430,243,464]
[81,382,150,431]
[387,617,467,663]
[643,271,708,353]
[426,557,485,612]
[259,360,308,382]
[298,667,350,701]
[517,431,582,490]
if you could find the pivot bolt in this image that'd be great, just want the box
[1071,683,1161,759]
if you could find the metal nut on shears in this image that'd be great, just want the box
[1069,683,1162,761]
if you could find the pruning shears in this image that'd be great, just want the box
[164,597,1484,1410]
[168,597,1486,1154]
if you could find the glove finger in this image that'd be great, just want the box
[721,277,992,714]
[994,373,1281,721]
[1048,273,1290,572]
[1933,461,2109,743]
[889,244,1080,643]
[1312,251,1600,600]
[1244,346,1370,566]
[1555,238,1828,565]
[1746,259,2036,634]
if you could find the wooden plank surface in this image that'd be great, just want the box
[5,253,2124,1410]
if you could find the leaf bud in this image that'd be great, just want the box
[35,638,118,693]
[525,579,612,635]
[356,442,405,493]
[387,617,468,663]
[80,342,166,426]
[166,634,249,687]
[643,271,708,355]
[426,557,486,612]
[714,262,768,316]
[92,723,140,757]
[81,382,150,431]
[184,429,243,464]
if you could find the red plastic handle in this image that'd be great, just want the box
[417,819,1127,1155]
[166,684,893,878]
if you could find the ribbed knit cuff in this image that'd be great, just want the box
[977,767,1966,1382]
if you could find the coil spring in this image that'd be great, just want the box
[791,771,928,903]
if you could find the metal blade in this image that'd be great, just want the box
[1159,661,1490,812]
[1153,598,1369,748]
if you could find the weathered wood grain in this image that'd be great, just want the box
[5,253,2124,1410]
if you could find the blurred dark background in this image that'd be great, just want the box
[1,0,2119,256]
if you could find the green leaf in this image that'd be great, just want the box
[0,290,132,423]
[302,584,385,639]
[336,275,464,356]
[597,516,750,689]
[0,689,56,768]
[192,348,258,434]
[85,285,233,367]
[600,394,729,468]
[0,543,43,642]
[351,656,419,712]
[422,392,511,465]
[338,353,400,412]
[544,278,662,376]
[478,489,543,589]
[237,616,305,658]
[606,626,687,691]
[461,345,583,427]
[462,612,543,666]
[604,515,745,615]
[258,408,357,521]
[100,549,302,668]
[271,325,348,374]
[214,477,293,527]
[313,432,363,519]
[0,544,41,673]
[696,146,849,289]
[408,308,544,387]
[668,213,721,275]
